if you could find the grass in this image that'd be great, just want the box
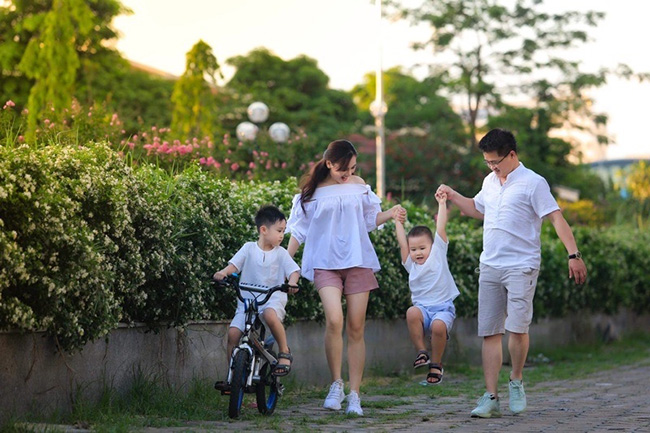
[3,331,650,432]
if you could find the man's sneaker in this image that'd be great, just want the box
[323,379,346,410]
[470,392,501,418]
[345,390,364,416]
[509,379,527,414]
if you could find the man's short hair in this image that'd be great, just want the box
[255,205,286,230]
[478,128,517,156]
[407,225,434,243]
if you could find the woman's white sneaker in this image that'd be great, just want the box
[323,379,346,410]
[345,391,364,416]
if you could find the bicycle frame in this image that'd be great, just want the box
[228,294,279,389]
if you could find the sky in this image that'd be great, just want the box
[112,0,650,161]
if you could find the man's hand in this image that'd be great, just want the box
[436,184,456,201]
[569,259,587,285]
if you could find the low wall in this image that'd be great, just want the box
[1,311,648,423]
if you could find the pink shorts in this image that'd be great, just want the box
[313,267,379,295]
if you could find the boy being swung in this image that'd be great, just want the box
[213,205,300,381]
[394,191,460,384]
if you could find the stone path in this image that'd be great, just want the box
[21,359,650,432]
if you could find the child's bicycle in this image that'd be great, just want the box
[213,274,294,419]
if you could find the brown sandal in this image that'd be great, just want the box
[427,362,444,384]
[413,350,430,369]
[272,351,293,377]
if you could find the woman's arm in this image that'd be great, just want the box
[376,204,407,226]
[287,236,300,257]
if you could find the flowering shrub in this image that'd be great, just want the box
[0,143,128,350]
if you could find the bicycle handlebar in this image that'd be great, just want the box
[213,275,297,306]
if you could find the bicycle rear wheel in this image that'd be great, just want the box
[228,350,250,419]
[256,352,280,415]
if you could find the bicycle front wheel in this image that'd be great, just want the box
[228,350,250,419]
[256,352,280,415]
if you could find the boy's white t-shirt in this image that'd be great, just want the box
[229,241,300,308]
[403,232,460,307]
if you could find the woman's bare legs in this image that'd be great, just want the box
[319,286,345,381]
[345,291,370,393]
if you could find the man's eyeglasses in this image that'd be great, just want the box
[484,152,510,167]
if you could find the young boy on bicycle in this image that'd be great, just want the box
[213,205,300,377]
[394,191,460,385]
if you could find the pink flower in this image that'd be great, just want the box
[231,163,239,171]
[3,100,15,109]
[18,135,24,143]
[281,162,287,169]
[249,162,256,169]
[224,158,230,164]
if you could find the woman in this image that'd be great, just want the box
[287,139,405,416]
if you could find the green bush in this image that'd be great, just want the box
[1,141,649,352]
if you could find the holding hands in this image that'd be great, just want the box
[390,204,407,224]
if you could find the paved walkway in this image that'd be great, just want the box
[22,360,650,432]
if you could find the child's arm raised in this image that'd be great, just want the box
[395,219,409,264]
[435,191,449,243]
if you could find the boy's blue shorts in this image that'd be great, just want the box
[415,299,456,339]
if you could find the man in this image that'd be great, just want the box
[437,128,587,418]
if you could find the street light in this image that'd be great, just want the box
[236,101,290,143]
[372,0,387,198]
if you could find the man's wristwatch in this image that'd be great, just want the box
[568,251,582,260]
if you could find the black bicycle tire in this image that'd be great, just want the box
[228,350,250,419]
[255,350,279,415]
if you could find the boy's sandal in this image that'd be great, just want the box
[272,351,293,377]
[427,362,444,384]
[214,380,231,395]
[413,350,430,369]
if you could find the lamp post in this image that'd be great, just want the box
[371,0,387,198]
[236,101,290,143]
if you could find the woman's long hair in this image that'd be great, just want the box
[300,139,357,210]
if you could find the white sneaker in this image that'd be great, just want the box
[323,379,346,410]
[509,379,527,414]
[345,390,363,416]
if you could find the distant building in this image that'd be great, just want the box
[128,60,178,81]
[588,158,650,190]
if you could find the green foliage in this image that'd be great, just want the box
[18,0,95,139]
[171,40,223,140]
[75,52,175,135]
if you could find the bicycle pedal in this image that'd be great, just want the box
[277,383,285,396]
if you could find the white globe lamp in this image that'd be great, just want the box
[247,101,269,123]
[269,122,290,143]
[236,121,258,141]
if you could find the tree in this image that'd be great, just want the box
[387,0,646,148]
[17,0,94,138]
[171,40,222,140]
[1,0,130,139]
